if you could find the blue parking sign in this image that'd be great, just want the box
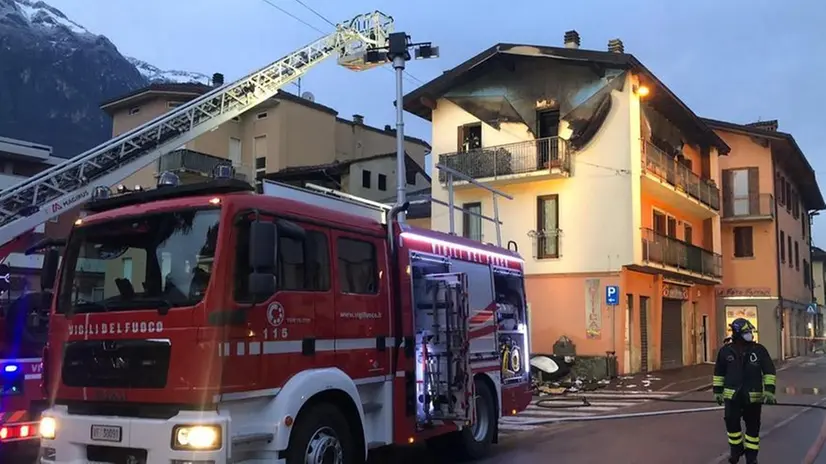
[606,285,619,306]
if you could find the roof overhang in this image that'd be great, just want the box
[403,43,729,154]
[702,117,825,210]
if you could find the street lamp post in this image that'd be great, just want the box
[365,32,438,222]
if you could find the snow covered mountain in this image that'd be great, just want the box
[0,0,209,158]
[126,57,210,85]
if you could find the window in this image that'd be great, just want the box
[794,241,800,270]
[337,238,378,294]
[462,202,482,242]
[362,170,371,189]
[255,157,266,169]
[776,173,784,206]
[653,210,667,235]
[378,174,387,191]
[733,226,753,258]
[792,191,800,218]
[128,107,140,115]
[788,235,793,267]
[256,112,268,120]
[785,182,792,212]
[537,195,559,259]
[278,231,330,291]
[457,123,482,152]
[57,210,220,314]
[730,168,751,215]
[803,211,808,237]
[780,231,786,262]
[805,260,811,287]
[684,223,693,245]
[233,222,330,300]
[122,258,133,281]
[406,170,417,186]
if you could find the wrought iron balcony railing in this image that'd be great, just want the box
[642,141,720,211]
[641,228,722,278]
[438,137,570,183]
[159,149,248,181]
[722,193,775,220]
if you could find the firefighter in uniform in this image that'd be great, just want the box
[712,318,777,464]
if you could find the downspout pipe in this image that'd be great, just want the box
[771,150,784,360]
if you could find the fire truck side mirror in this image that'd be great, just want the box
[248,220,277,301]
[41,248,61,291]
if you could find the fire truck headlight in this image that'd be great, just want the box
[40,417,56,439]
[172,425,221,450]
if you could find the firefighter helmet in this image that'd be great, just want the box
[730,318,756,339]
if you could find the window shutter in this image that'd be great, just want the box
[721,169,734,217]
[747,167,759,214]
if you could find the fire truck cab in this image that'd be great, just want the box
[38,169,532,464]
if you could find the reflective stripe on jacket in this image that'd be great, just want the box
[712,342,776,403]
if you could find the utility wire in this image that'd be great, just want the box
[259,0,425,85]
[259,0,324,34]
[291,0,335,27]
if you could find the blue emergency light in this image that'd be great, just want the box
[3,365,18,373]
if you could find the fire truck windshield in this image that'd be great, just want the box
[56,208,220,315]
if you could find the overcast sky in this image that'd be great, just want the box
[48,0,826,242]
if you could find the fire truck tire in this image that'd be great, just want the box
[428,377,496,461]
[285,402,361,464]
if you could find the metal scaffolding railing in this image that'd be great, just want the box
[641,228,722,278]
[642,141,720,211]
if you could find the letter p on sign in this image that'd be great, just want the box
[606,285,619,306]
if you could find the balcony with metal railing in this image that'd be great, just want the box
[722,193,775,222]
[640,228,722,281]
[641,141,720,215]
[158,149,249,183]
[437,137,570,186]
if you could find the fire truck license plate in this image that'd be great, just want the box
[90,424,122,443]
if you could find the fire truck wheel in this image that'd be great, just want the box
[285,402,360,464]
[429,377,496,461]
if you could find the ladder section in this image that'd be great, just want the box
[261,180,388,224]
[0,11,394,246]
[414,272,473,426]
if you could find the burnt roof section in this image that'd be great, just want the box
[100,84,431,149]
[402,43,729,154]
[265,151,431,184]
[701,117,825,211]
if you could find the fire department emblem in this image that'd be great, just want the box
[267,302,285,327]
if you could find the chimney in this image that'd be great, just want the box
[746,120,778,132]
[608,38,624,53]
[384,124,392,131]
[212,73,224,87]
[353,114,364,124]
[563,30,580,49]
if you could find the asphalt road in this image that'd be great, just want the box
[467,354,826,464]
[14,355,826,463]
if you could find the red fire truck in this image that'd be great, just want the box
[37,170,532,463]
[0,232,61,449]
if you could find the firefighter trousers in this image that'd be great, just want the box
[724,400,761,462]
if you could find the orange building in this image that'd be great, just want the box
[704,118,824,360]
[403,32,730,375]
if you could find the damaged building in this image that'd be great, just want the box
[403,31,732,376]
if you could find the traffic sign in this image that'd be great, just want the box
[807,303,818,314]
[606,285,619,306]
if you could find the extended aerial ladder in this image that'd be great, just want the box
[0,11,394,246]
